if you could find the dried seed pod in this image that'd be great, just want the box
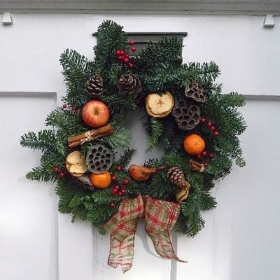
[86,144,113,173]
[185,81,206,103]
[85,74,103,98]
[117,74,142,96]
[172,99,201,130]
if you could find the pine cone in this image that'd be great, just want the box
[185,81,206,103]
[86,144,113,173]
[117,74,142,96]
[172,99,201,130]
[167,166,191,204]
[85,74,103,98]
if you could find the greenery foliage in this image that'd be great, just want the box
[20,20,246,237]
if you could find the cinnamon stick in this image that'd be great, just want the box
[68,124,114,148]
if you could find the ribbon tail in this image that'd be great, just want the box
[108,234,136,273]
[104,194,144,272]
[145,196,187,263]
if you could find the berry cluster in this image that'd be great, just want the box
[53,166,67,178]
[115,40,136,69]
[109,166,130,207]
[196,117,220,167]
[200,117,219,137]
[62,103,78,112]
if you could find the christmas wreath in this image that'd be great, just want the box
[20,20,246,272]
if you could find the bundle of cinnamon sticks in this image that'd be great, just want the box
[68,124,114,148]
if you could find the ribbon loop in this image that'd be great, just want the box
[104,194,186,272]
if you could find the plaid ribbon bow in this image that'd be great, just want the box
[103,194,187,273]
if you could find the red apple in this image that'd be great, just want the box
[82,100,110,128]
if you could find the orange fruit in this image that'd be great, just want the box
[183,134,205,155]
[90,171,112,189]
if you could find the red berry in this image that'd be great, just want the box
[120,50,125,55]
[110,202,115,208]
[111,175,117,181]
[116,50,121,56]
[128,63,134,68]
[207,122,212,127]
[210,126,216,131]
[203,162,208,167]
[114,185,120,190]
[71,105,77,111]
[121,188,126,194]
[116,166,122,172]
[123,179,129,185]
[196,154,202,159]
[202,151,207,157]
[59,172,64,178]
[111,189,117,195]
[118,191,123,196]
[117,55,124,61]
[129,40,135,45]
[53,166,59,172]
[209,153,214,159]
[200,117,206,123]
[214,131,219,137]
[131,47,137,52]
[123,57,129,64]
[62,104,67,109]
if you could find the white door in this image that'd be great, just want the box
[3,92,279,280]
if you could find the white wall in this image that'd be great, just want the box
[1,13,280,280]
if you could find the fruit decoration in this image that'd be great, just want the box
[145,92,174,118]
[183,134,206,156]
[20,20,246,272]
[65,151,87,177]
[90,171,112,189]
[85,74,103,98]
[82,100,110,128]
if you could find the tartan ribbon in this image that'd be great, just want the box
[103,194,186,273]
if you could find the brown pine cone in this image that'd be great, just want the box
[85,74,103,98]
[117,74,142,96]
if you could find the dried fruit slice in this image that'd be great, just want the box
[66,151,87,177]
[146,92,174,118]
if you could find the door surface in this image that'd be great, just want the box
[1,93,280,280]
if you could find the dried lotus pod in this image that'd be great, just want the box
[66,151,87,177]
[146,92,174,118]
[185,81,205,103]
[86,144,113,173]
[172,99,201,130]
[85,74,103,98]
[117,74,142,96]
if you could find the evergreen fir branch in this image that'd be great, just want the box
[199,191,217,211]
[94,20,128,76]
[20,130,56,152]
[104,126,131,149]
[147,118,164,152]
[181,198,205,237]
[115,148,136,168]
[26,165,56,182]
